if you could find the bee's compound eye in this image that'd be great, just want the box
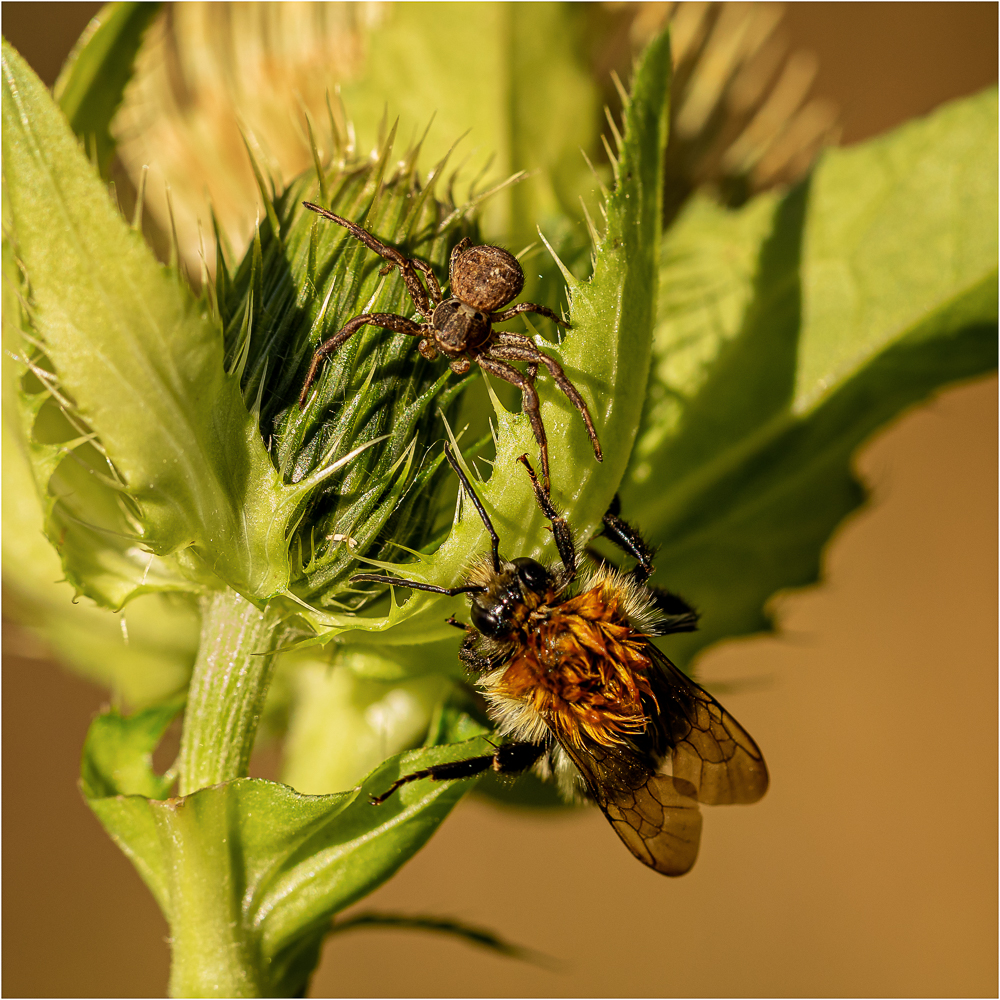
[512,557,548,593]
[470,601,507,638]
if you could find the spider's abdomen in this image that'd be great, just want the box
[450,245,524,311]
[432,299,492,354]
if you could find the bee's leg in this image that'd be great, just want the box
[600,496,656,583]
[516,454,576,577]
[647,587,700,634]
[369,741,546,805]
[598,498,700,633]
[457,638,493,673]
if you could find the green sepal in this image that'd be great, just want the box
[622,87,998,665]
[2,311,198,704]
[82,689,489,997]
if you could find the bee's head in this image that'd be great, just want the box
[468,556,552,639]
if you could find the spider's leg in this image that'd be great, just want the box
[495,332,540,384]
[303,202,433,317]
[488,341,602,464]
[475,353,551,490]
[491,301,571,328]
[448,237,473,286]
[299,313,427,408]
[412,259,442,306]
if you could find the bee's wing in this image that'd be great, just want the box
[558,738,704,877]
[646,643,769,806]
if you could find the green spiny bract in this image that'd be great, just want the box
[217,130,485,612]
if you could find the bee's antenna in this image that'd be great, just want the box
[352,573,485,597]
[444,444,502,571]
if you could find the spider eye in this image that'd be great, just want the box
[471,601,508,638]
[513,557,549,593]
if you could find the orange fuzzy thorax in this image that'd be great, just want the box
[496,581,657,748]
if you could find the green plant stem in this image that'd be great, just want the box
[163,790,265,997]
[178,587,285,796]
[167,587,288,996]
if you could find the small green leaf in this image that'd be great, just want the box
[623,88,998,665]
[80,698,181,800]
[53,1,161,178]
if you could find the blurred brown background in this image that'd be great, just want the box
[2,3,997,996]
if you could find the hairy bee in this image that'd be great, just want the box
[355,447,768,876]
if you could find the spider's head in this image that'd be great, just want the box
[431,299,492,354]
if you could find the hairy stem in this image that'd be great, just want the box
[167,587,289,996]
[178,587,286,796]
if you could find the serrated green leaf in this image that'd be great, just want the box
[53,1,161,178]
[793,88,997,411]
[622,88,998,666]
[3,40,299,605]
[83,692,489,997]
[2,191,198,704]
